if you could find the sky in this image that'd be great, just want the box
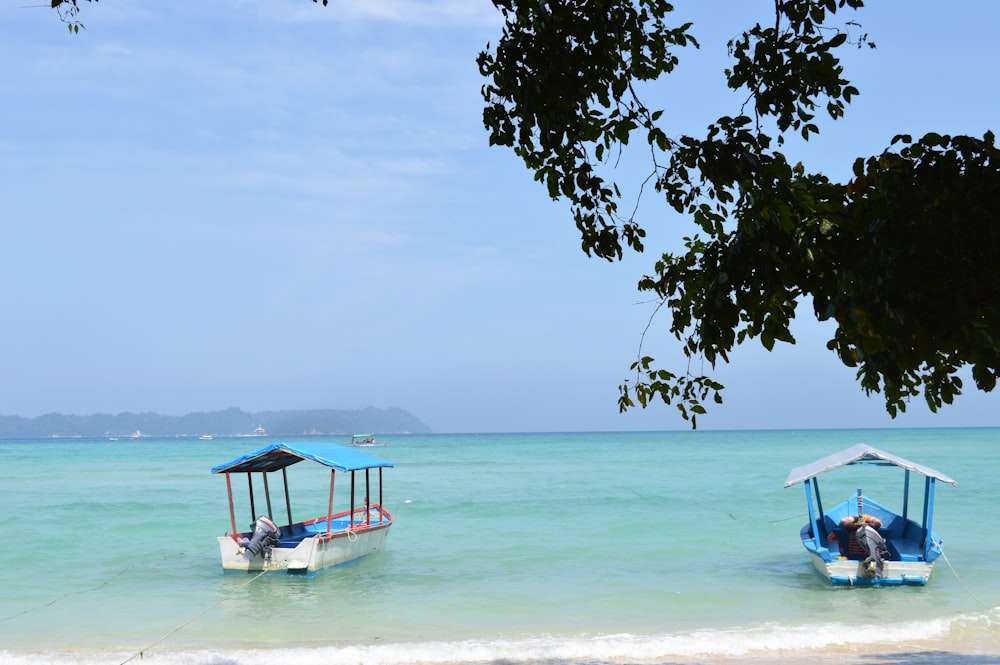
[1,1,997,433]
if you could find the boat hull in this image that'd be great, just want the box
[798,495,943,587]
[806,550,935,586]
[218,521,391,576]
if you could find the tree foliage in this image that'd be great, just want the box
[479,0,1000,426]
[51,0,96,33]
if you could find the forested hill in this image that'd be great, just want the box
[0,407,431,439]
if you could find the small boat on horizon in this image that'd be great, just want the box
[784,443,957,586]
[350,433,387,447]
[210,442,394,576]
[253,425,266,436]
[199,434,213,440]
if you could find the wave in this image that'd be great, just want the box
[5,609,999,665]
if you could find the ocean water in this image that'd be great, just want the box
[1,429,998,664]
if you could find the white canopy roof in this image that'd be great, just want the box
[784,443,957,488]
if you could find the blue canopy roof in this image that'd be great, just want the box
[211,442,394,474]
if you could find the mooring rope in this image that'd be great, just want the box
[0,544,218,622]
[0,568,130,622]
[937,541,991,611]
[768,512,807,524]
[118,569,267,664]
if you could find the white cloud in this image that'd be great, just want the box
[237,0,501,28]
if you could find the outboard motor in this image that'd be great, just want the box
[242,516,280,561]
[853,488,886,577]
[856,523,889,577]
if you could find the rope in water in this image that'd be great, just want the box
[0,568,130,622]
[118,569,267,664]
[768,512,807,523]
[0,544,219,622]
[937,541,991,610]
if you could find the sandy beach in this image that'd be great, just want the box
[681,636,1000,664]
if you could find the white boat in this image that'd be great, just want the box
[350,433,387,447]
[253,425,266,436]
[211,442,394,576]
[784,444,957,586]
[199,434,213,440]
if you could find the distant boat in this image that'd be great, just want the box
[784,443,957,586]
[350,433,387,447]
[253,425,266,436]
[210,442,394,576]
[200,435,213,441]
[130,430,143,440]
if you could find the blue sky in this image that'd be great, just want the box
[1,1,996,433]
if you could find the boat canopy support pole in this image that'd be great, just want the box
[282,467,293,528]
[365,468,371,525]
[804,479,822,550]
[247,473,256,522]
[921,476,931,529]
[225,473,237,536]
[902,470,911,538]
[350,471,356,526]
[378,468,384,524]
[923,477,937,558]
[262,472,274,521]
[812,477,824,519]
[326,469,336,534]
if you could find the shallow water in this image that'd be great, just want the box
[1,429,998,664]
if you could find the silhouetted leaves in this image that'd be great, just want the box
[481,1,998,426]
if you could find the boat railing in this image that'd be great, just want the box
[300,505,393,540]
[225,505,393,547]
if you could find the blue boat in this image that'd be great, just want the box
[211,442,394,576]
[784,444,957,586]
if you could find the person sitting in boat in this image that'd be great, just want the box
[840,514,890,576]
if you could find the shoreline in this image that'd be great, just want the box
[5,633,1000,665]
[682,634,1000,664]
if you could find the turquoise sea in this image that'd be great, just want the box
[1,429,999,664]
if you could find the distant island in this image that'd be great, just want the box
[0,406,431,439]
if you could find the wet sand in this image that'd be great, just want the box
[674,636,1000,664]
